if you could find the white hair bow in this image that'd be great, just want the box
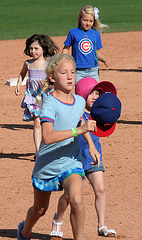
[94,7,99,19]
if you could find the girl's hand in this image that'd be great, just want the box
[97,49,108,67]
[103,59,108,67]
[15,85,20,95]
[78,119,97,135]
[89,143,101,168]
[62,45,70,54]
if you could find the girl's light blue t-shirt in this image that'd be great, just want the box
[32,93,85,179]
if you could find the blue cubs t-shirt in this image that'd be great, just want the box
[64,28,102,68]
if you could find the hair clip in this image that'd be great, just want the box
[94,7,99,19]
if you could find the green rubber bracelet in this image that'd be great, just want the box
[72,128,78,137]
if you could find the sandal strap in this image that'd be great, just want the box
[98,226,107,231]
[50,213,63,237]
[50,230,63,238]
[53,213,63,231]
[53,219,63,226]
[98,226,116,237]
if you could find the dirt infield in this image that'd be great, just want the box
[0,31,142,240]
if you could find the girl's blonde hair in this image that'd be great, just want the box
[77,5,108,33]
[37,53,76,105]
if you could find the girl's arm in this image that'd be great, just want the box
[42,119,96,144]
[42,119,100,166]
[97,49,108,67]
[62,45,70,54]
[82,131,100,168]
[80,118,100,167]
[15,61,28,95]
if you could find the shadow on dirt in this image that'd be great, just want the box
[0,124,33,130]
[100,68,142,73]
[117,120,142,125]
[0,229,73,239]
[0,152,34,161]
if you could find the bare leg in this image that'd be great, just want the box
[86,171,106,228]
[63,174,85,240]
[51,191,69,232]
[56,191,69,221]
[33,116,42,153]
[21,189,51,238]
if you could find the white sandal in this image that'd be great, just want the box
[50,213,63,238]
[98,226,116,237]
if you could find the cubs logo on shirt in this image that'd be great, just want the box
[78,38,93,55]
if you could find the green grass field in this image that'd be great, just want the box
[0,0,142,40]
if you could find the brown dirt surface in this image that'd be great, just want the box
[0,32,142,240]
